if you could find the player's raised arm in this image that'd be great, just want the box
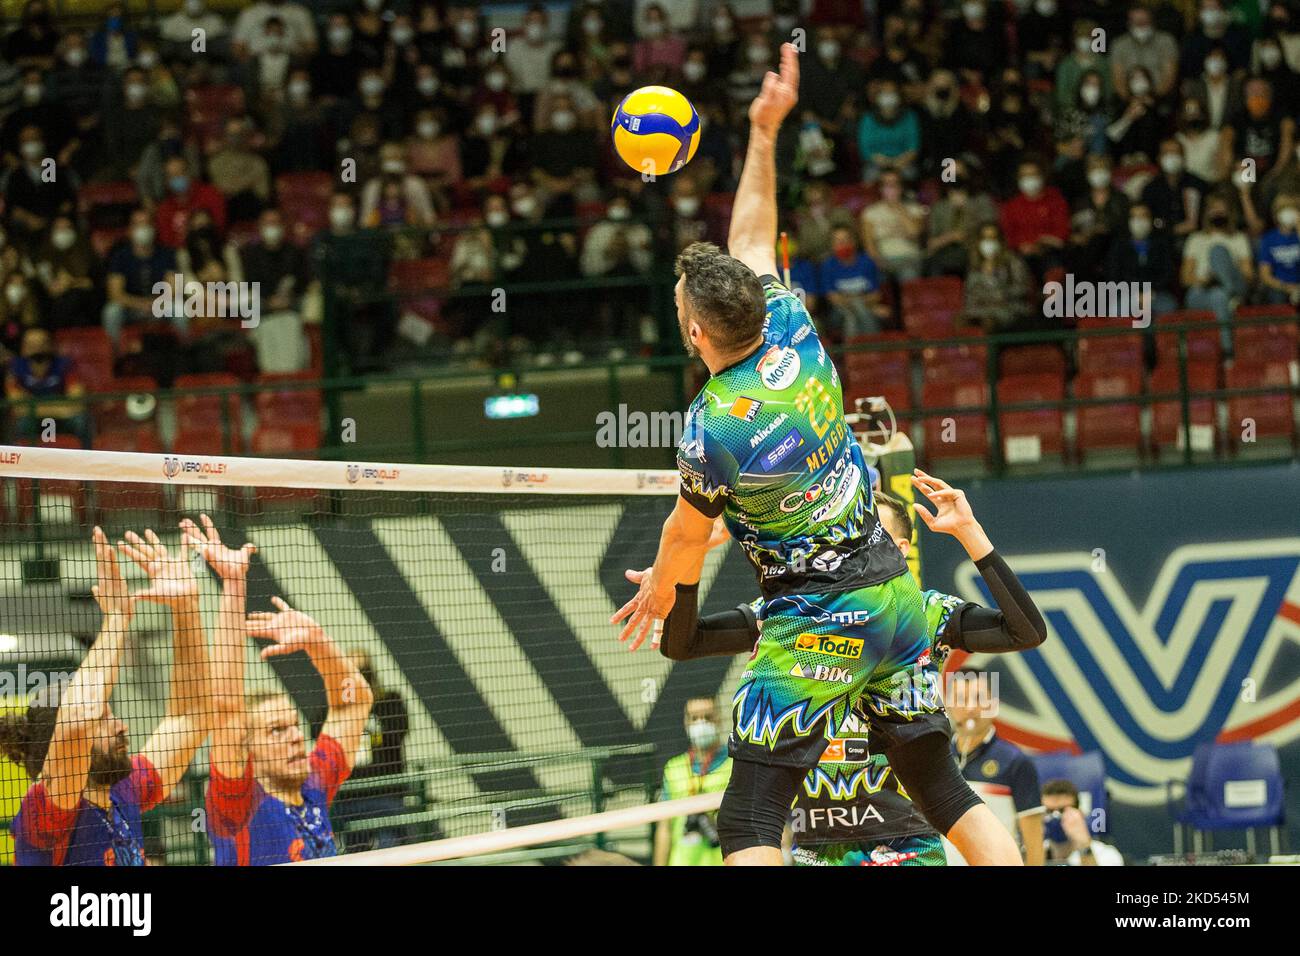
[910,470,1047,653]
[124,528,213,798]
[727,41,799,278]
[246,598,374,769]
[38,527,133,809]
[182,515,256,779]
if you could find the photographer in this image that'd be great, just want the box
[1042,779,1124,865]
[653,697,732,866]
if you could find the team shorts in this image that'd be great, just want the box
[791,833,947,867]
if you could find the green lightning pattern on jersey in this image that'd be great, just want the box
[676,278,906,600]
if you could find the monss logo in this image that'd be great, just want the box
[954,539,1300,805]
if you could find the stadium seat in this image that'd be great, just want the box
[13,435,88,525]
[254,372,323,427]
[117,322,180,361]
[388,258,450,294]
[1168,741,1286,856]
[1075,317,1144,374]
[843,332,910,397]
[1234,324,1299,368]
[55,328,114,393]
[901,276,963,314]
[185,84,246,145]
[1226,362,1296,449]
[92,426,167,517]
[1031,750,1110,834]
[90,227,128,258]
[997,373,1066,464]
[174,372,243,453]
[830,183,873,216]
[91,375,159,433]
[250,422,321,455]
[1150,362,1218,457]
[921,380,989,463]
[1075,370,1144,459]
[77,180,139,230]
[998,343,1068,378]
[1156,312,1220,367]
[275,171,335,205]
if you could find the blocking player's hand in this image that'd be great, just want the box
[181,513,256,582]
[611,567,676,652]
[910,469,978,536]
[748,41,799,131]
[118,528,200,610]
[91,526,133,618]
[246,596,326,659]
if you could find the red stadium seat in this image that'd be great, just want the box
[78,180,139,230]
[1234,304,1298,324]
[1156,312,1220,367]
[1076,318,1145,374]
[91,375,159,433]
[275,171,335,205]
[55,327,114,393]
[830,183,873,216]
[174,372,243,453]
[1226,362,1296,448]
[14,435,88,525]
[117,322,180,360]
[998,344,1068,378]
[92,426,168,518]
[254,372,322,427]
[1075,370,1144,458]
[843,333,910,396]
[90,226,127,258]
[250,422,320,455]
[997,373,1066,463]
[388,258,450,294]
[921,379,989,463]
[901,276,963,314]
[1150,362,1218,456]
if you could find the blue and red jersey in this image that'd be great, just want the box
[206,734,350,866]
[12,755,163,866]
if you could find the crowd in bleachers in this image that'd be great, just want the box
[0,0,1297,463]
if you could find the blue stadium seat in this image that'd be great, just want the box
[1166,741,1287,858]
[1031,750,1109,834]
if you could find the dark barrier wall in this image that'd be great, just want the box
[917,460,1300,861]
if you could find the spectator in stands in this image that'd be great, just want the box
[2,125,79,256]
[534,49,604,133]
[1255,32,1299,116]
[1227,77,1295,178]
[473,62,521,137]
[102,68,161,180]
[653,697,731,867]
[242,14,295,101]
[1020,0,1069,82]
[1104,202,1180,319]
[1182,0,1252,79]
[1175,96,1229,186]
[501,181,579,348]
[4,0,59,69]
[1068,154,1129,279]
[795,179,854,264]
[351,0,389,71]
[961,222,1034,333]
[919,69,976,175]
[1111,3,1179,101]
[135,39,181,113]
[407,62,465,133]
[868,12,930,101]
[1109,65,1163,164]
[49,31,105,168]
[947,669,1045,865]
[985,71,1037,194]
[945,0,1008,89]
[796,30,862,166]
[159,0,229,61]
[265,70,331,176]
[528,93,598,209]
[238,208,309,374]
[89,2,139,70]
[668,175,708,252]
[925,166,999,278]
[360,143,436,229]
[155,155,227,249]
[1258,194,1300,306]
[311,13,363,103]
[1186,45,1240,133]
[342,67,405,144]
[5,326,90,447]
[1143,138,1209,242]
[1261,146,1300,221]
[2,68,80,171]
[136,118,202,209]
[231,0,316,62]
[819,225,889,340]
[208,118,271,225]
[860,170,926,283]
[1000,159,1070,279]
[1182,194,1255,354]
[856,79,919,184]
[634,2,688,80]
[580,194,654,344]
[460,102,526,196]
[103,209,180,344]
[0,272,44,357]
[1056,19,1109,117]
[1270,1,1300,71]
[1057,69,1111,159]
[32,215,98,331]
[405,109,461,197]
[1041,780,1124,865]
[505,3,561,114]
[310,191,393,373]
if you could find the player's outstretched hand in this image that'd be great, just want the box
[611,567,676,652]
[92,526,133,617]
[748,41,799,131]
[181,513,256,581]
[118,528,200,610]
[910,469,978,536]
[246,596,326,659]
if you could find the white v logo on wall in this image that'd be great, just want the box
[953,540,1300,805]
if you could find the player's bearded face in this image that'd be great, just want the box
[677,305,698,357]
[88,730,133,788]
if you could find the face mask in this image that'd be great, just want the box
[169,174,189,193]
[1208,213,1229,229]
[381,159,405,175]
[289,79,310,100]
[1160,153,1184,175]
[361,76,384,97]
[512,196,537,217]
[950,189,968,207]
[1080,84,1101,106]
[687,721,719,750]
[51,228,76,250]
[818,40,840,61]
[643,20,665,39]
[979,237,1000,259]
[27,350,54,364]
[65,47,86,67]
[1075,36,1093,55]
[877,92,900,111]
[185,0,204,16]
[608,204,630,221]
[485,209,509,228]
[551,110,575,132]
[683,61,706,83]
[1260,45,1283,69]
[417,120,439,139]
[1278,208,1299,229]
[673,196,699,216]
[125,83,147,104]
[1129,217,1152,239]
[22,84,41,104]
[456,20,476,42]
[1205,57,1226,77]
[775,15,797,33]
[1130,76,1151,96]
[583,15,602,36]
[485,72,506,92]
[417,76,439,97]
[1035,0,1056,15]
[138,50,158,69]
[261,224,284,245]
[6,284,26,306]
[962,2,985,21]
[832,241,855,259]
[329,206,354,230]
[882,183,903,201]
[329,25,351,46]
[20,140,44,160]
[131,224,154,246]
[1131,25,1153,42]
[391,26,413,45]
[475,114,496,136]
[713,16,732,35]
[525,22,544,43]
[1019,175,1043,196]
[1088,168,1111,189]
[1201,8,1227,30]
[747,45,767,65]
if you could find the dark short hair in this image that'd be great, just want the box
[0,705,58,780]
[874,492,913,543]
[673,241,765,353]
[1043,778,1081,806]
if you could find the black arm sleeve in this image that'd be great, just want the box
[946,550,1048,654]
[659,583,760,662]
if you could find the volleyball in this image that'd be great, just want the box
[610,85,700,176]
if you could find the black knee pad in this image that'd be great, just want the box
[883,730,983,836]
[716,759,808,857]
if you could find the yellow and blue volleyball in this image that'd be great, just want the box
[610,86,700,176]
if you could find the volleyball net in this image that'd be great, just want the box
[0,445,757,865]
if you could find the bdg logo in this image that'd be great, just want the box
[789,663,853,684]
[795,633,864,660]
